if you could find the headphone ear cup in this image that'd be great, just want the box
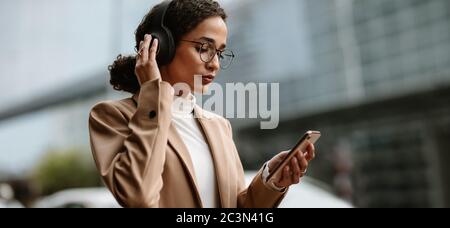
[151,27,175,65]
[147,1,175,65]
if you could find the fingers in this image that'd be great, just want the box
[139,34,159,62]
[268,151,289,173]
[149,37,158,61]
[275,151,289,165]
[296,152,308,172]
[291,158,301,184]
[134,34,163,84]
[305,143,316,161]
[278,166,289,182]
[140,34,152,62]
[277,154,307,187]
[273,148,312,188]
[136,41,144,63]
[280,166,290,186]
[291,157,300,176]
[135,40,144,82]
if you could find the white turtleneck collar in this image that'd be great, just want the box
[172,93,196,117]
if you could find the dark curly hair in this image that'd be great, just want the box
[108,0,227,94]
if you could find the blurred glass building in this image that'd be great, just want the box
[221,0,450,207]
[1,0,449,207]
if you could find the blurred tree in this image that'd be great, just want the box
[31,148,102,196]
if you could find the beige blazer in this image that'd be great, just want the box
[88,79,286,208]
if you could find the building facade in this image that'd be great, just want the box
[220,0,450,207]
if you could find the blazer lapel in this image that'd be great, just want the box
[132,95,203,207]
[194,106,231,208]
[167,123,204,206]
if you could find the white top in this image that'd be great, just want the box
[171,93,219,208]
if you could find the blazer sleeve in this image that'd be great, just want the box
[88,79,173,208]
[225,121,288,208]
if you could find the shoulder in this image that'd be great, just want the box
[89,98,136,125]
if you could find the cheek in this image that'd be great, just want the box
[169,50,203,83]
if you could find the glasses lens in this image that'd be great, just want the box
[219,50,234,69]
[198,42,235,69]
[199,43,216,63]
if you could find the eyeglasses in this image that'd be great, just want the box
[181,40,235,69]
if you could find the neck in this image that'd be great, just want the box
[160,67,193,98]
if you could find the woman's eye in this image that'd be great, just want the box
[196,46,209,53]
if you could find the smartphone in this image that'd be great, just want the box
[266,130,321,185]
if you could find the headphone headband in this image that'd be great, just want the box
[150,1,171,31]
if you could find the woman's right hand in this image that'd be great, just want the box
[267,143,315,188]
[135,34,161,85]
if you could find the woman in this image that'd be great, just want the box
[88,0,315,208]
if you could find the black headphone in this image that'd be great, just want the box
[149,0,175,65]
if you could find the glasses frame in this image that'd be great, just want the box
[181,40,235,69]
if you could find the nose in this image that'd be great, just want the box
[206,53,220,72]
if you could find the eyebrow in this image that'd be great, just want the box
[198,36,227,49]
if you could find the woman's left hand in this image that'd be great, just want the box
[268,143,315,188]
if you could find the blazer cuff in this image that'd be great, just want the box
[262,162,286,192]
[132,78,174,127]
[245,168,287,208]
